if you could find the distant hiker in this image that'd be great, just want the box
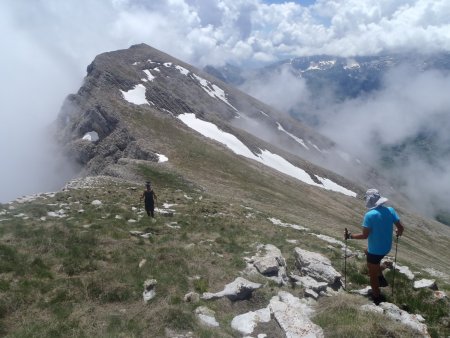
[345,188,404,305]
[140,182,158,218]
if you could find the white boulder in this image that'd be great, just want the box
[362,302,430,337]
[291,274,328,293]
[269,291,324,338]
[294,247,342,285]
[231,308,271,335]
[379,303,429,337]
[250,244,288,285]
[351,286,372,296]
[195,306,219,327]
[413,279,437,290]
[202,277,262,301]
[143,279,157,303]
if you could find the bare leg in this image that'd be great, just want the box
[368,262,381,297]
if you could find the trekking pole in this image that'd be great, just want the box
[391,234,399,297]
[344,228,348,290]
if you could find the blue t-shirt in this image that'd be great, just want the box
[363,205,399,255]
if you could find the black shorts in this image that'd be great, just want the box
[366,253,385,264]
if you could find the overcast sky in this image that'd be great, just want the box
[1,0,450,202]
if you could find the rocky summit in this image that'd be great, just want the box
[1,44,449,337]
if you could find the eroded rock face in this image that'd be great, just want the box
[269,291,324,338]
[57,77,160,175]
[294,247,342,286]
[201,277,262,301]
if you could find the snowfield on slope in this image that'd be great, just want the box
[178,113,357,197]
[120,84,149,105]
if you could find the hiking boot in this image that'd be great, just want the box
[372,294,386,305]
[379,274,389,287]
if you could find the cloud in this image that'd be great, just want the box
[1,0,450,201]
[239,65,311,112]
[238,60,450,217]
[315,66,450,217]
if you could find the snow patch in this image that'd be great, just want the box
[306,60,336,71]
[156,153,168,163]
[175,65,189,76]
[344,59,360,69]
[82,131,99,142]
[310,233,345,247]
[277,122,309,149]
[308,141,323,152]
[120,84,149,105]
[315,176,357,197]
[143,69,155,81]
[268,217,309,231]
[191,74,238,111]
[178,113,357,197]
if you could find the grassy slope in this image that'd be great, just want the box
[1,107,449,337]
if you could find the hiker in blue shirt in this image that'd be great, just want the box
[345,189,404,304]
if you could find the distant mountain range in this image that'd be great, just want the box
[205,52,450,101]
[205,53,450,224]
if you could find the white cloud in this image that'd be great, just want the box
[316,66,450,216]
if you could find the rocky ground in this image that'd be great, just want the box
[1,171,449,337]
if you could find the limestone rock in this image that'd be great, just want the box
[294,247,342,285]
[413,279,437,290]
[291,274,328,293]
[361,303,383,314]
[304,289,319,299]
[202,277,262,301]
[269,291,324,338]
[433,291,447,300]
[379,303,430,337]
[231,307,271,335]
[250,244,288,285]
[195,306,219,327]
[164,328,195,338]
[351,286,372,296]
[362,302,429,337]
[143,279,157,302]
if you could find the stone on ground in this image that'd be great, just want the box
[413,279,437,290]
[294,247,342,285]
[231,307,271,335]
[269,291,324,338]
[202,277,262,301]
[195,306,220,327]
